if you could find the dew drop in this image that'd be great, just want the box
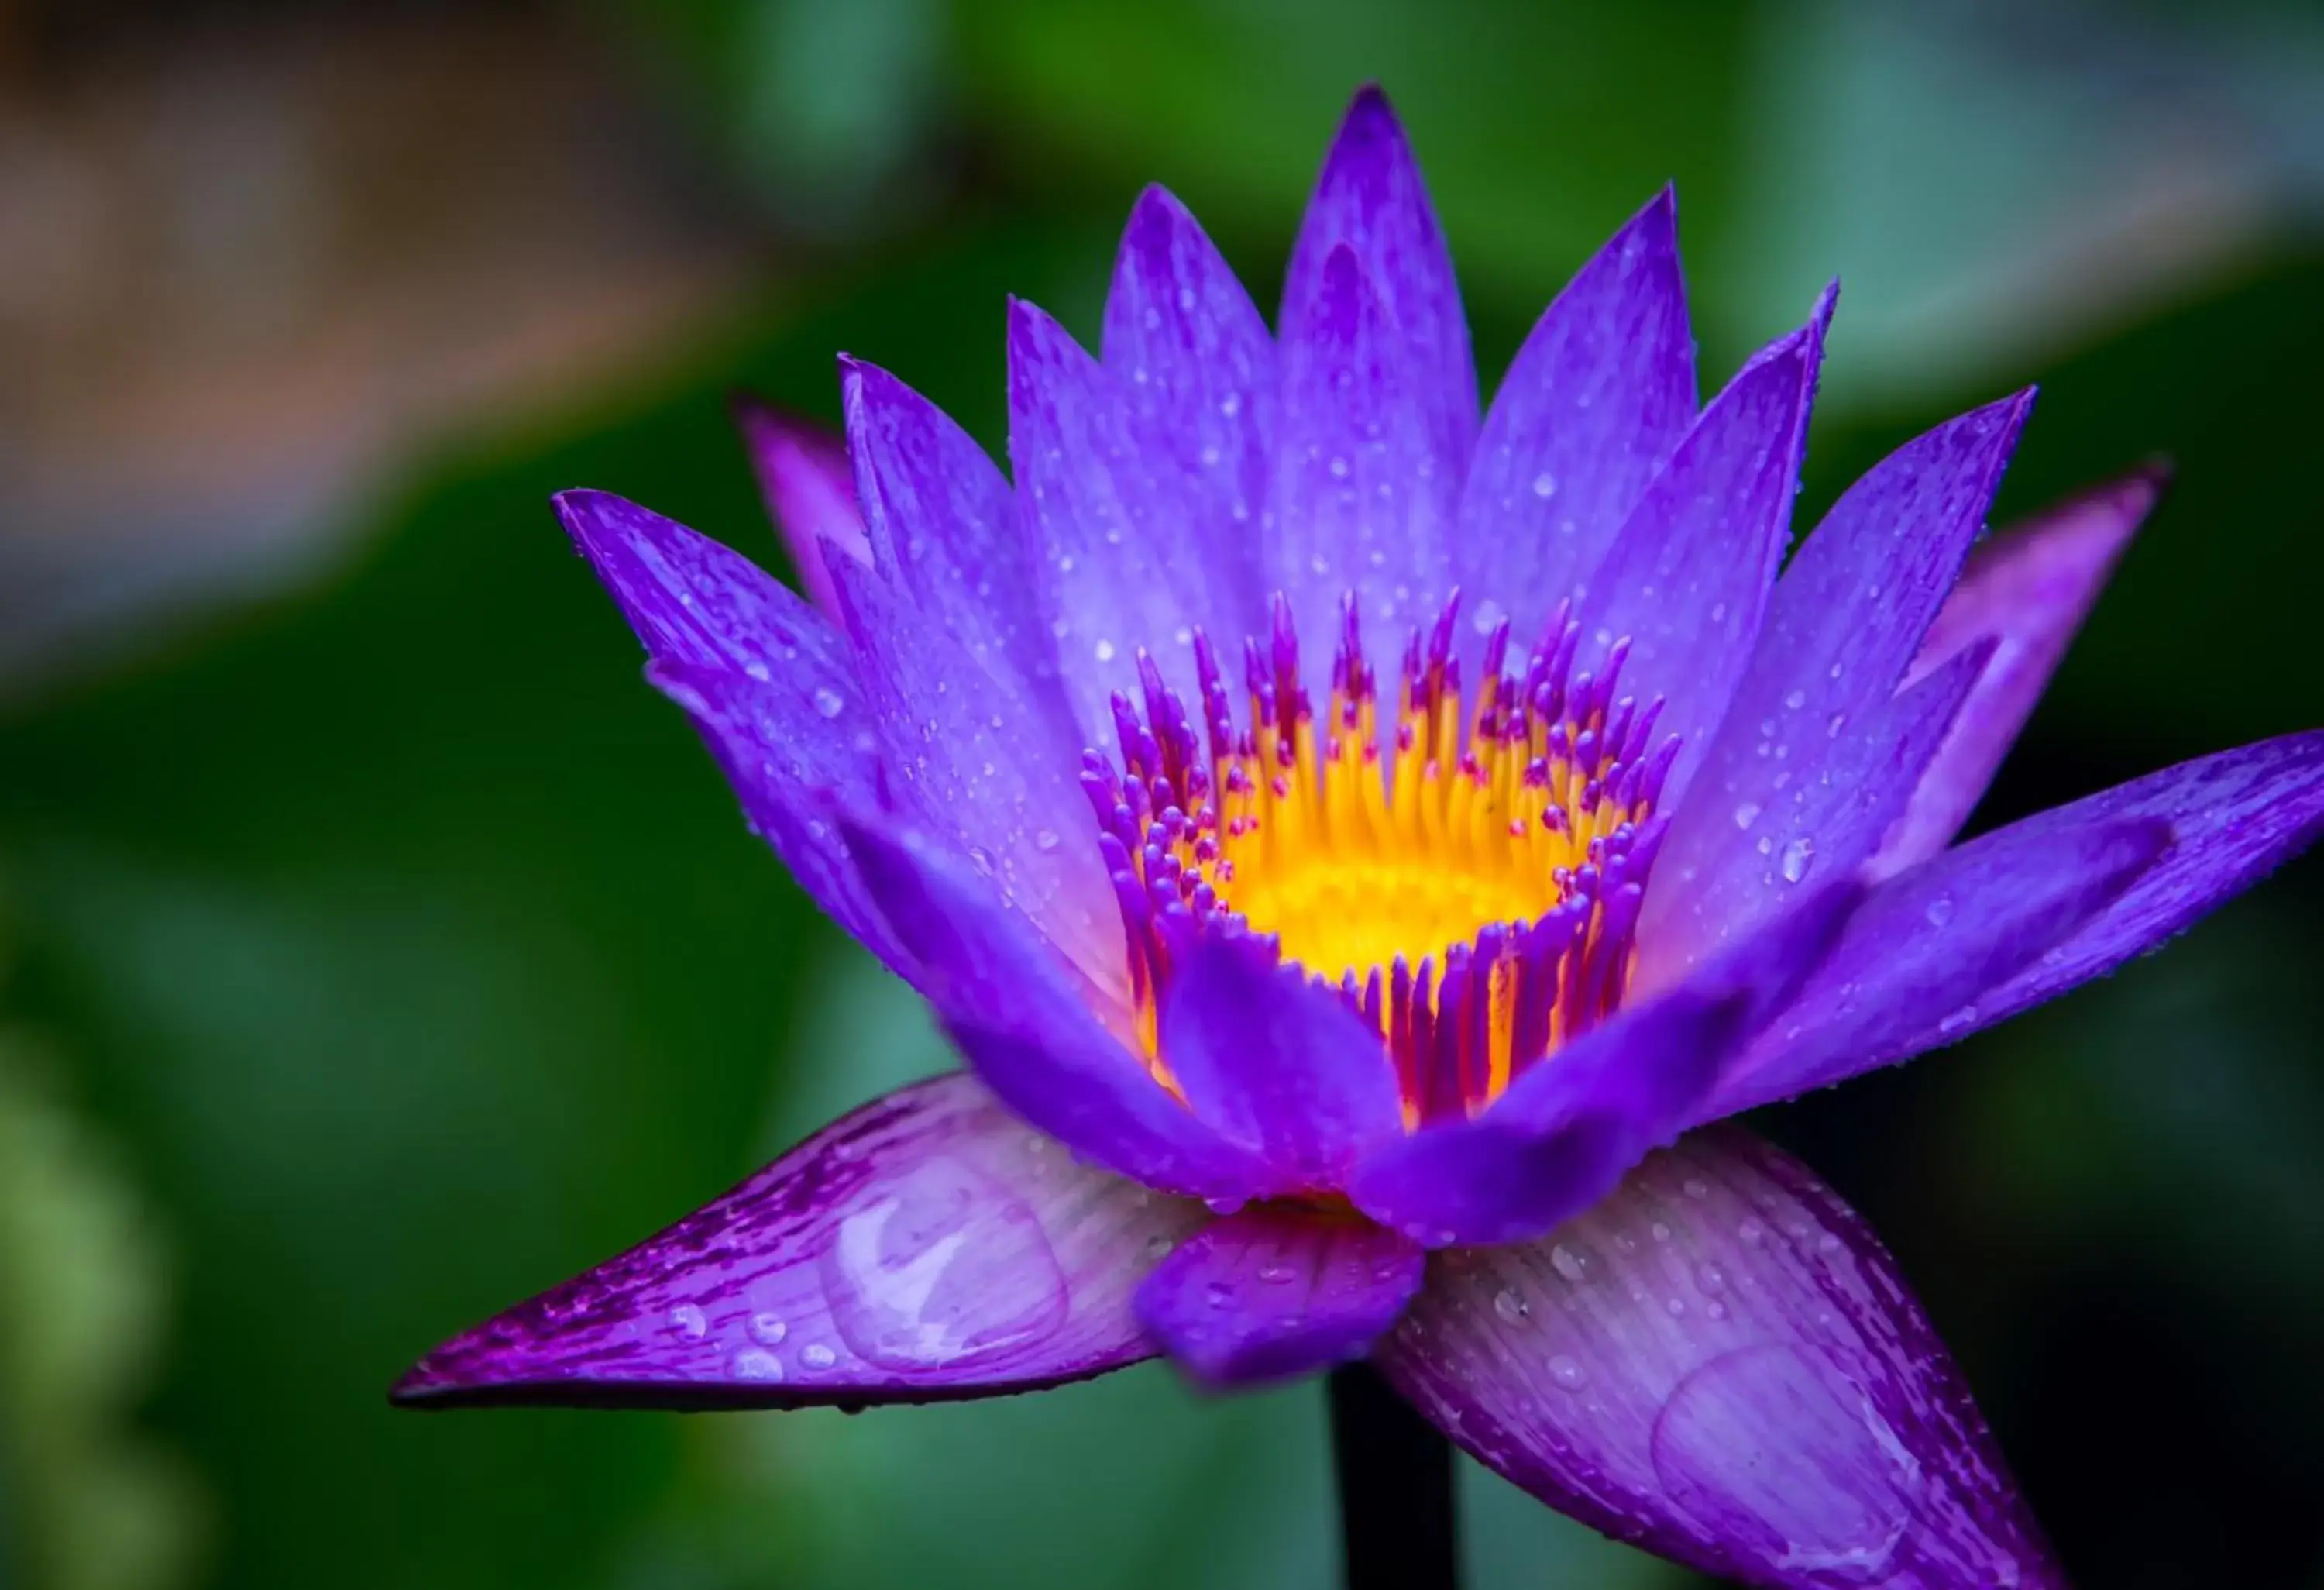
[1094,639,1117,663]
[1738,1217,1767,1245]
[1783,688,1807,711]
[1143,1234,1174,1260]
[1779,836,1815,883]
[1547,1354,1588,1390]
[799,1343,837,1370]
[1682,1177,1710,1200]
[1034,828,1062,852]
[1531,471,1558,499]
[732,1349,784,1381]
[1937,1004,1979,1036]
[1923,894,1955,928]
[1549,1244,1590,1284]
[1493,1287,1530,1323]
[1205,1281,1234,1309]
[1257,1263,1298,1285]
[813,687,845,720]
[742,659,771,682]
[748,1313,789,1347]
[1695,1261,1728,1296]
[668,1303,708,1340]
[1732,802,1762,831]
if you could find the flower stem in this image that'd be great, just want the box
[1327,1362,1460,1590]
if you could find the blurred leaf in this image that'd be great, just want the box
[0,1006,204,1590]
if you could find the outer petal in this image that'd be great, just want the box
[1704,814,2172,1120]
[1883,731,2324,1056]
[1133,1206,1424,1387]
[1270,241,1461,666]
[1454,188,1696,651]
[841,358,1072,744]
[1569,288,1835,810]
[1100,184,1276,646]
[1348,880,1862,1248]
[393,1073,1207,1409]
[1642,393,2034,975]
[842,818,1277,1204]
[729,395,871,617]
[1636,642,1993,989]
[1009,300,1237,747]
[1377,1128,2061,1589]
[1284,84,1475,486]
[1871,467,2165,876]
[556,490,904,971]
[1159,936,1406,1195]
[827,557,1123,990]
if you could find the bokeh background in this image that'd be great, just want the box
[3,1,2322,1586]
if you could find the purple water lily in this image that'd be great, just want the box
[396,88,2324,1588]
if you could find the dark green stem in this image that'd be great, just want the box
[1327,1363,1460,1590]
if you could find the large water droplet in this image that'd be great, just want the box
[1650,1347,1915,1580]
[732,1349,784,1381]
[1924,894,1955,928]
[1779,836,1815,883]
[813,687,845,720]
[1549,1244,1590,1284]
[668,1303,708,1340]
[799,1343,837,1370]
[819,1156,1067,1372]
[1531,471,1558,500]
[1493,1287,1530,1323]
[748,1313,789,1347]
[1732,802,1763,831]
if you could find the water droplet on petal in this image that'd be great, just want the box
[1550,1244,1590,1284]
[799,1343,837,1370]
[732,1348,784,1381]
[668,1303,708,1340]
[1493,1287,1529,1323]
[1531,471,1558,500]
[748,1313,789,1346]
[1779,836,1815,883]
[1924,894,1955,928]
[1548,1354,1587,1390]
[813,687,845,720]
[1732,802,1762,831]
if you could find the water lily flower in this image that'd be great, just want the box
[396,87,2324,1589]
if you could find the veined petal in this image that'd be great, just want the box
[1347,881,1861,1249]
[1454,188,1696,654]
[1284,84,1475,481]
[1570,288,1835,811]
[1872,467,2165,876]
[1637,642,1993,987]
[1160,936,1406,1195]
[1882,730,2324,1057]
[1705,814,2171,1120]
[1643,393,2033,972]
[1101,184,1276,646]
[1270,241,1462,669]
[1133,1206,1424,1387]
[827,557,1122,986]
[841,357,1073,743]
[557,490,905,972]
[1010,299,1239,747]
[842,817,1277,1204]
[729,395,871,618]
[1377,1129,2061,1590]
[392,1074,1205,1409]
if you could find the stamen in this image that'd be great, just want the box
[1081,593,1678,1128]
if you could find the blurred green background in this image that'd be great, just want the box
[2,2,2322,1587]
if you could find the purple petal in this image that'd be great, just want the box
[826,556,1122,985]
[1100,184,1276,645]
[1879,731,2324,1058]
[394,1073,1207,1409]
[1269,241,1462,664]
[841,817,1277,1203]
[1638,642,1993,987]
[1009,299,1242,748]
[1454,189,1696,652]
[1133,1206,1424,1387]
[1872,467,2165,876]
[1377,1128,2061,1589]
[1569,289,1835,810]
[1642,394,2033,974]
[841,358,1074,744]
[1159,936,1405,1195]
[1705,814,2172,1120]
[1348,881,1861,1248]
[555,490,906,971]
[1284,84,1475,484]
[729,395,871,618]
